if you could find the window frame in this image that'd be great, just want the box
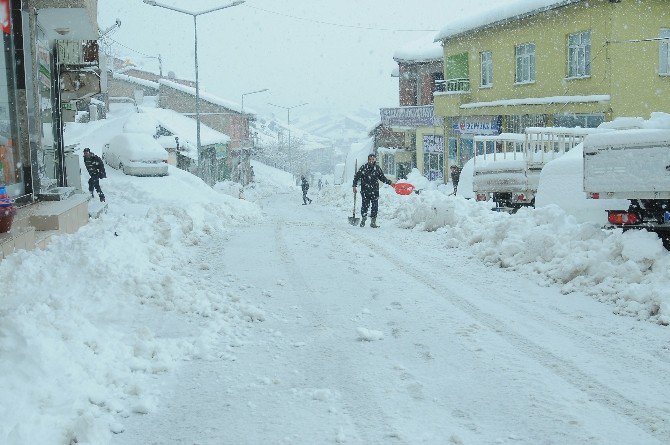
[660,28,670,76]
[480,51,493,88]
[515,42,536,84]
[567,30,592,79]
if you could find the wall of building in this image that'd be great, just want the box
[158,84,248,149]
[107,77,158,100]
[436,0,670,121]
[398,60,442,106]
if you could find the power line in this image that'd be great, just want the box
[105,37,157,59]
[244,5,438,32]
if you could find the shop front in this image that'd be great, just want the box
[0,0,22,198]
[448,115,502,166]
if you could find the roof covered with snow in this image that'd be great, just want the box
[159,79,250,115]
[394,33,443,63]
[435,0,580,41]
[139,106,230,160]
[112,72,159,90]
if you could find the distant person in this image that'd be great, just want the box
[397,164,407,180]
[318,178,322,190]
[450,165,461,194]
[249,166,255,183]
[352,153,395,228]
[83,147,106,202]
[301,176,312,205]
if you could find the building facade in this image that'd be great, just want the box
[434,0,670,166]
[376,35,447,182]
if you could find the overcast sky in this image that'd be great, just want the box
[98,0,497,120]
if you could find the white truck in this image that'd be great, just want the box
[473,127,601,211]
[583,113,670,242]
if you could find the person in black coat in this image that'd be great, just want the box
[83,147,106,202]
[450,165,461,194]
[301,176,312,205]
[352,153,395,228]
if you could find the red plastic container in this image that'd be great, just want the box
[394,182,415,195]
[0,205,15,233]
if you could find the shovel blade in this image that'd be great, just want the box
[348,216,360,226]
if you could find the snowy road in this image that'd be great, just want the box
[112,192,670,445]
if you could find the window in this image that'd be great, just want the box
[423,135,444,181]
[515,43,535,84]
[446,53,470,91]
[660,28,670,75]
[432,72,445,93]
[382,152,396,176]
[481,51,493,87]
[568,31,591,78]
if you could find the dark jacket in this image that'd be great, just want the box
[84,153,106,179]
[353,162,392,198]
[450,167,461,184]
[301,178,309,192]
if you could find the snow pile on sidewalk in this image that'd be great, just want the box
[385,188,670,325]
[0,116,264,444]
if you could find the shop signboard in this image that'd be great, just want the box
[381,105,442,127]
[215,143,227,160]
[452,116,501,135]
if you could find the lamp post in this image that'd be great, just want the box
[268,102,308,176]
[241,88,269,114]
[143,0,244,183]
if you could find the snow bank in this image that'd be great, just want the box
[0,108,263,445]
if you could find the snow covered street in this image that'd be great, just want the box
[109,193,670,445]
[2,107,670,445]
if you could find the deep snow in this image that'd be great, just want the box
[1,105,670,444]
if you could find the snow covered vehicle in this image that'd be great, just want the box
[473,127,603,211]
[583,113,670,241]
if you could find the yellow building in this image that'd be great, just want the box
[433,0,670,166]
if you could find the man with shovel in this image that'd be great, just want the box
[352,153,395,228]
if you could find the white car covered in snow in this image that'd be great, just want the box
[103,133,169,177]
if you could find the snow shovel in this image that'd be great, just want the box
[348,160,360,225]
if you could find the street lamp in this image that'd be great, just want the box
[241,88,268,114]
[143,0,244,181]
[268,102,308,176]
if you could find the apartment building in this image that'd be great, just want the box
[434,0,670,166]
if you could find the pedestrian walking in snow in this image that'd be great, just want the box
[450,165,461,194]
[301,176,312,205]
[352,153,395,228]
[318,178,322,190]
[83,147,106,202]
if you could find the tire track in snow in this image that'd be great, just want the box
[273,218,408,445]
[340,229,670,443]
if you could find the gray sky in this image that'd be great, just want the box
[98,0,494,119]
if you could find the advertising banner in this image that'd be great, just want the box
[452,116,501,135]
[381,105,442,127]
[423,135,444,154]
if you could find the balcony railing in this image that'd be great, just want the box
[446,78,470,93]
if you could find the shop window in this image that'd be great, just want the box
[480,51,493,87]
[515,43,535,84]
[660,28,670,75]
[0,18,21,196]
[567,31,591,78]
[553,113,604,128]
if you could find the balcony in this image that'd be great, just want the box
[446,78,471,93]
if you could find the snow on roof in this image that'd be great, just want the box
[158,79,248,114]
[394,33,443,63]
[139,107,230,160]
[447,94,610,109]
[434,0,580,41]
[585,113,670,151]
[112,72,159,90]
[123,113,159,135]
